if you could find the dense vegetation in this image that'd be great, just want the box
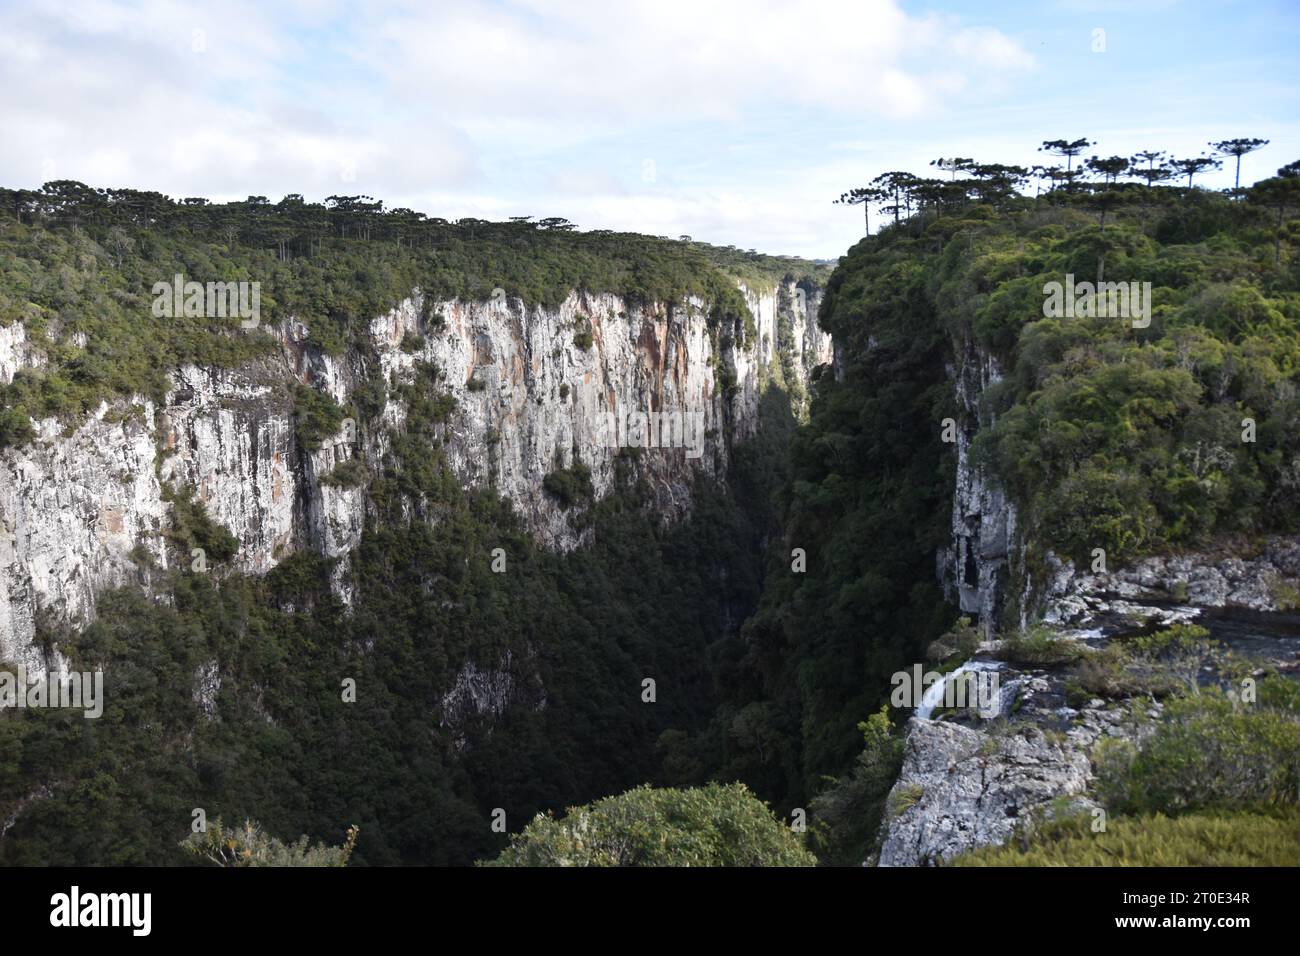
[180,818,359,867]
[836,152,1300,605]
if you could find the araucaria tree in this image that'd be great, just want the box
[835,187,885,235]
[1170,154,1224,189]
[1039,138,1093,188]
[1131,150,1172,186]
[1210,138,1270,194]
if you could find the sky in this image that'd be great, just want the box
[1,0,1298,259]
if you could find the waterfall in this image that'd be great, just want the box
[916,660,1003,720]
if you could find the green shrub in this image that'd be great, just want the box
[479,783,814,867]
[997,625,1090,667]
[293,384,346,451]
[320,457,369,489]
[889,783,925,818]
[926,615,981,662]
[1065,624,1219,701]
[0,406,34,449]
[542,458,594,509]
[1096,677,1300,814]
[180,818,359,867]
[167,487,239,563]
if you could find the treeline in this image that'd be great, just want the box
[0,180,823,287]
[837,137,1299,233]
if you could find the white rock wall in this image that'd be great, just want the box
[0,278,830,678]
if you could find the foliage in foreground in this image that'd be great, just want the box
[480,783,815,867]
[1096,675,1300,815]
[950,807,1300,866]
[806,706,904,865]
[180,818,359,867]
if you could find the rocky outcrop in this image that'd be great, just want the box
[0,278,827,682]
[438,652,547,751]
[1041,538,1300,626]
[877,657,1159,867]
[0,322,42,386]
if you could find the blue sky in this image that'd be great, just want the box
[1,0,1297,258]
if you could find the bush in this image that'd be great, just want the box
[1096,677,1300,815]
[167,487,239,563]
[542,458,594,509]
[293,384,346,451]
[926,615,981,662]
[180,818,359,867]
[320,457,369,489]
[1065,624,1218,701]
[479,783,814,867]
[0,406,34,449]
[997,625,1090,667]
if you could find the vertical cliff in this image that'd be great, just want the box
[937,340,1017,635]
[0,277,828,681]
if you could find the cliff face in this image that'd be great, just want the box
[0,279,828,681]
[877,335,1300,868]
[937,340,1017,635]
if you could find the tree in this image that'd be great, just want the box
[1170,154,1223,189]
[480,783,815,866]
[1086,155,1130,184]
[538,217,577,231]
[868,171,922,225]
[180,819,359,867]
[1209,137,1269,194]
[807,706,904,864]
[1131,150,1172,186]
[1039,138,1093,188]
[1249,162,1300,264]
[1027,164,1053,198]
[835,186,885,234]
[967,164,1028,205]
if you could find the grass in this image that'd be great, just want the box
[950,808,1300,866]
[889,784,925,818]
[997,626,1091,667]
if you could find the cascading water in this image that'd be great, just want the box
[915,660,1003,720]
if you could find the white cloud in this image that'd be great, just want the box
[358,0,1035,123]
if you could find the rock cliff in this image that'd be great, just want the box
[0,279,829,681]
